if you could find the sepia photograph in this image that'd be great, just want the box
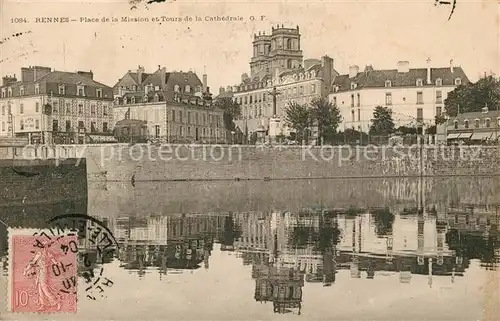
[0,0,499,320]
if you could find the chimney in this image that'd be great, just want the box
[321,56,334,94]
[32,66,51,81]
[159,67,166,88]
[202,74,208,92]
[226,86,232,92]
[426,58,432,85]
[219,87,225,94]
[137,65,144,84]
[397,61,410,73]
[2,75,17,86]
[77,71,93,80]
[21,67,35,82]
[348,65,359,79]
[450,59,454,73]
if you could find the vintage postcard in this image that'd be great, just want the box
[0,0,499,320]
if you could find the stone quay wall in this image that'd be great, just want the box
[8,144,500,182]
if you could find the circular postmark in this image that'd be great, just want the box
[31,214,119,303]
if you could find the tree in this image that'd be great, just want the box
[284,101,311,144]
[213,97,241,131]
[370,207,395,237]
[369,106,395,136]
[444,76,500,116]
[310,97,342,145]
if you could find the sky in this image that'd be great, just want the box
[0,0,498,93]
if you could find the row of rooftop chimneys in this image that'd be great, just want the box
[2,66,94,86]
[348,59,456,81]
[254,25,300,37]
[134,65,208,93]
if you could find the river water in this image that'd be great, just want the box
[1,177,499,320]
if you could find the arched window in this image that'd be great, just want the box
[174,84,180,92]
[485,118,491,127]
[435,78,442,86]
[154,94,159,102]
[464,120,469,128]
[385,80,392,88]
[311,70,316,78]
[453,120,458,129]
[130,96,135,104]
[185,85,191,93]
[474,119,480,128]
[299,73,304,80]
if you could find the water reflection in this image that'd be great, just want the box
[1,177,500,319]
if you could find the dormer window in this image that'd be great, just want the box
[455,78,462,85]
[144,95,148,103]
[96,88,102,98]
[416,79,423,86]
[35,84,40,95]
[385,80,392,88]
[497,117,500,127]
[154,86,160,91]
[435,78,442,86]
[7,88,12,97]
[132,85,137,91]
[174,84,180,92]
[305,72,310,79]
[464,120,469,128]
[154,94,159,102]
[350,82,357,90]
[454,120,458,129]
[77,85,85,96]
[485,118,491,127]
[130,96,136,104]
[299,73,304,80]
[1,89,5,98]
[311,70,316,77]
[20,86,24,96]
[185,85,191,93]
[58,85,65,95]
[123,97,128,104]
[474,119,480,128]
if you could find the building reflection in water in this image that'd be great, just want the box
[2,199,500,315]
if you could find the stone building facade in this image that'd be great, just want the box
[222,25,338,140]
[113,66,225,143]
[330,60,470,133]
[0,66,113,144]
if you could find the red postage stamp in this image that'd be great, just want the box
[8,228,78,313]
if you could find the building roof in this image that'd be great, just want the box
[448,109,500,122]
[332,67,469,92]
[37,71,110,88]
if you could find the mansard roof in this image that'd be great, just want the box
[332,67,469,92]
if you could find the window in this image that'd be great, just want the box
[180,126,183,136]
[188,127,191,135]
[435,78,442,86]
[357,109,361,122]
[35,84,39,95]
[249,96,253,104]
[66,120,71,132]
[103,106,108,116]
[35,102,39,113]
[78,104,83,114]
[436,106,442,116]
[154,86,160,91]
[350,82,357,90]
[385,80,392,88]
[357,93,360,107]
[351,109,355,122]
[416,79,423,86]
[78,121,84,128]
[20,86,24,96]
[311,84,316,93]
[96,88,103,98]
[485,118,491,128]
[185,85,191,93]
[497,118,500,127]
[417,92,423,104]
[1,89,4,98]
[2,122,5,131]
[7,88,12,97]
[19,104,24,114]
[155,125,160,138]
[385,93,392,106]
[52,120,58,132]
[35,119,39,129]
[351,94,354,107]
[91,105,96,115]
[454,120,459,129]
[436,90,442,103]
[299,86,304,95]
[1,106,4,115]
[103,122,108,132]
[91,122,96,133]
[474,119,480,128]
[77,85,85,96]
[20,119,24,130]
[455,78,462,85]
[179,111,183,123]
[174,85,180,92]
[464,120,469,128]
[130,96,135,104]
[59,85,65,95]
[172,110,176,122]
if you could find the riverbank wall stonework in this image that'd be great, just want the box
[9,144,500,182]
